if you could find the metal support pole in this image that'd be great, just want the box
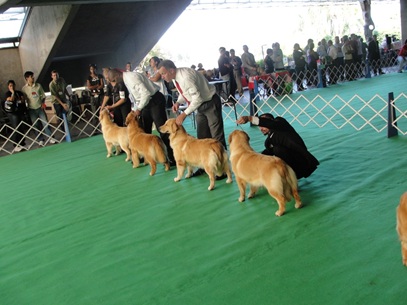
[62,113,72,142]
[387,92,398,138]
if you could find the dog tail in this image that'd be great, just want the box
[284,164,298,201]
[152,136,168,163]
[210,142,228,176]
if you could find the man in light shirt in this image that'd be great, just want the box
[21,71,55,146]
[123,70,175,166]
[158,59,227,178]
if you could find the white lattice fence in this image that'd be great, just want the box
[222,92,405,134]
[1,90,406,157]
[391,93,407,136]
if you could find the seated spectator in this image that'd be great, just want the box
[197,63,205,73]
[236,113,319,179]
[397,39,407,73]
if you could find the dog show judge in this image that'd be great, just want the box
[236,114,319,179]
[158,59,227,178]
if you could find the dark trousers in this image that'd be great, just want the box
[113,100,131,127]
[6,112,26,146]
[141,91,174,162]
[196,94,227,149]
[294,66,306,90]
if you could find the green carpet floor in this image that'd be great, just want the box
[1,74,407,305]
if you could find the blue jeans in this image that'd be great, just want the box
[28,108,52,140]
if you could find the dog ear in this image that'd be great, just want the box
[171,120,178,133]
[228,132,233,144]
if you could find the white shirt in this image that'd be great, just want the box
[174,67,216,115]
[123,71,159,111]
[328,45,338,60]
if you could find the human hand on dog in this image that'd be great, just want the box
[133,109,141,117]
[176,112,186,125]
[236,116,250,124]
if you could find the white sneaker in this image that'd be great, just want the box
[39,140,44,146]
[13,146,23,152]
[50,138,56,144]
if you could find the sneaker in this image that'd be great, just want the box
[39,140,44,146]
[13,146,23,152]
[50,138,56,144]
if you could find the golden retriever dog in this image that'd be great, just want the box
[228,130,302,216]
[125,112,170,176]
[159,118,232,190]
[99,108,130,161]
[397,192,407,266]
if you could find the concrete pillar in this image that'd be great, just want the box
[401,0,407,40]
[19,5,73,83]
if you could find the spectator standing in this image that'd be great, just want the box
[367,35,384,75]
[263,47,275,96]
[86,64,104,123]
[241,45,258,77]
[272,42,285,71]
[218,47,231,99]
[49,70,71,122]
[317,39,328,64]
[21,71,55,146]
[307,42,319,86]
[148,56,169,103]
[293,43,306,91]
[327,40,339,84]
[334,36,345,81]
[342,36,355,80]
[264,48,275,73]
[303,38,314,55]
[229,49,243,96]
[3,80,27,152]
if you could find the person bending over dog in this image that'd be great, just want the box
[158,59,227,179]
[236,113,319,179]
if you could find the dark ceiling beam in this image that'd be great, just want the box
[0,0,170,13]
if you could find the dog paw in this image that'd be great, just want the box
[107,154,111,158]
[226,178,233,184]
[275,210,284,217]
[295,202,303,209]
[125,157,130,162]
[208,185,214,191]
[248,193,255,199]
[238,197,245,202]
[174,177,181,182]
